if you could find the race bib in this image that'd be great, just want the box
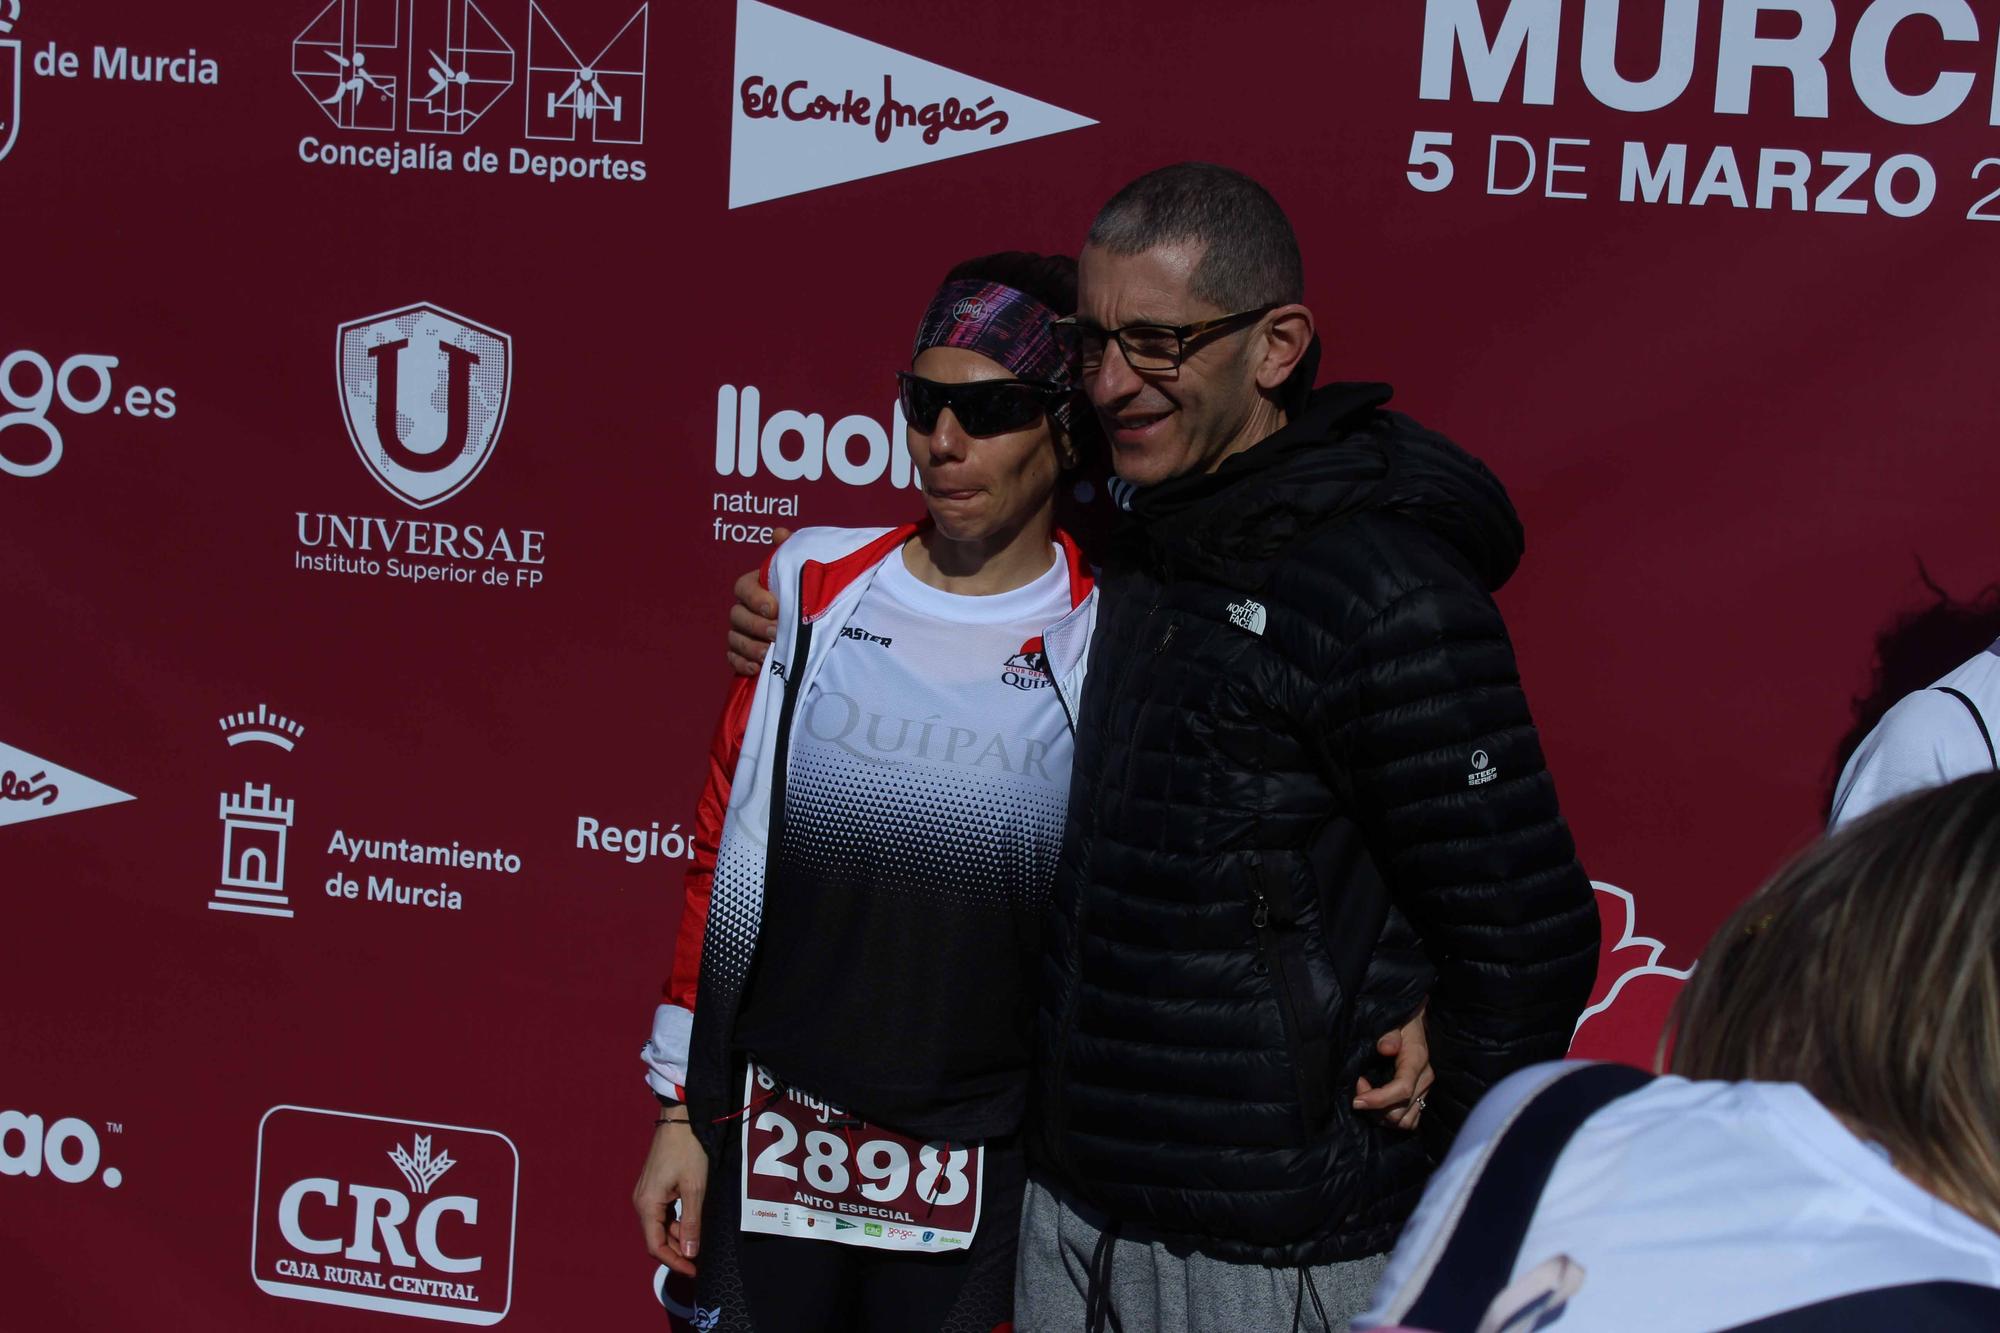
[738,1064,982,1254]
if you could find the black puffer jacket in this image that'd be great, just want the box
[1032,382,1599,1266]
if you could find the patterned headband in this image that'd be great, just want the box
[913,279,1077,429]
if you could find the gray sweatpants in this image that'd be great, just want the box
[1014,1176,1390,1332]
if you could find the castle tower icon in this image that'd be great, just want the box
[211,783,296,918]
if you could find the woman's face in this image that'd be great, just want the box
[906,345,1064,545]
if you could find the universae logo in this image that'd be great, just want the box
[336,302,512,510]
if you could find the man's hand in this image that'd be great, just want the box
[1353,1003,1434,1132]
[725,527,789,677]
[633,1117,710,1277]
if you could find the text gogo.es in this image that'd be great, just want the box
[1,350,176,478]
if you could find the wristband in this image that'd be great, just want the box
[656,1115,690,1126]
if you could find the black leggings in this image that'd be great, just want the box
[681,1111,1022,1333]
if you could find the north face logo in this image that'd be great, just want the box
[728,0,1094,207]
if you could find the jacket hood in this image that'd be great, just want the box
[1127,380,1524,592]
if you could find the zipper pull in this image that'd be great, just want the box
[1155,622,1178,654]
[1251,883,1270,930]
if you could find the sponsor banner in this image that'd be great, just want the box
[206,704,524,922]
[292,0,649,184]
[728,0,1093,207]
[0,741,133,829]
[0,346,177,479]
[294,304,548,592]
[0,1109,125,1189]
[252,1106,518,1325]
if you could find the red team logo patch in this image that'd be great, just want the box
[252,1106,518,1325]
[1001,637,1052,691]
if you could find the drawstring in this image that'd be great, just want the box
[1083,1219,1122,1333]
[1292,1265,1331,1333]
[709,1080,781,1126]
[920,1142,955,1219]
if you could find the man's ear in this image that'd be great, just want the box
[1253,304,1315,393]
[1048,411,1080,471]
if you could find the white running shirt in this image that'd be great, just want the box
[728,544,1076,1138]
[1360,1063,2000,1332]
[1830,639,2000,828]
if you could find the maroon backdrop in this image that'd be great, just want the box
[6,0,1993,1326]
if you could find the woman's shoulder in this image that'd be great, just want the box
[762,525,906,577]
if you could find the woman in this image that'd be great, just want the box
[632,251,1099,1332]
[1361,773,2000,1332]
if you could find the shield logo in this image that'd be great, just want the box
[0,39,21,164]
[336,302,511,509]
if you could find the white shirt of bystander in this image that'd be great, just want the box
[1830,639,2000,829]
[1358,1063,2000,1332]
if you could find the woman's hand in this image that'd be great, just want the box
[633,1117,710,1277]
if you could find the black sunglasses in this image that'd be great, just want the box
[896,372,1066,438]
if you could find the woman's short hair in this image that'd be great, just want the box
[1668,772,2000,1231]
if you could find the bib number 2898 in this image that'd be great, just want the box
[739,1065,982,1253]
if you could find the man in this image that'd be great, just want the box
[720,163,1598,1328]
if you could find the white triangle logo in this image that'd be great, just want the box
[0,741,136,830]
[729,0,1095,209]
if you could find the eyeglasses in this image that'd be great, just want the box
[895,372,1066,437]
[1050,306,1278,373]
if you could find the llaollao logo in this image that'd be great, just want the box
[0,1110,123,1188]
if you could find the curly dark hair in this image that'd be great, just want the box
[1824,563,2000,820]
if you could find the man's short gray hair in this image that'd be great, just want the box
[1086,162,1304,311]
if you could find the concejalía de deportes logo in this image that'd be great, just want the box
[292,0,650,184]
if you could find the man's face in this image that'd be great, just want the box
[1076,240,1265,488]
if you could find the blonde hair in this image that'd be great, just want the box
[1667,773,2000,1233]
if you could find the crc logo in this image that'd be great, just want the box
[337,303,511,509]
[0,349,178,478]
[253,1106,517,1325]
[0,1110,123,1188]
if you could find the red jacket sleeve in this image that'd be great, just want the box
[664,670,756,1014]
